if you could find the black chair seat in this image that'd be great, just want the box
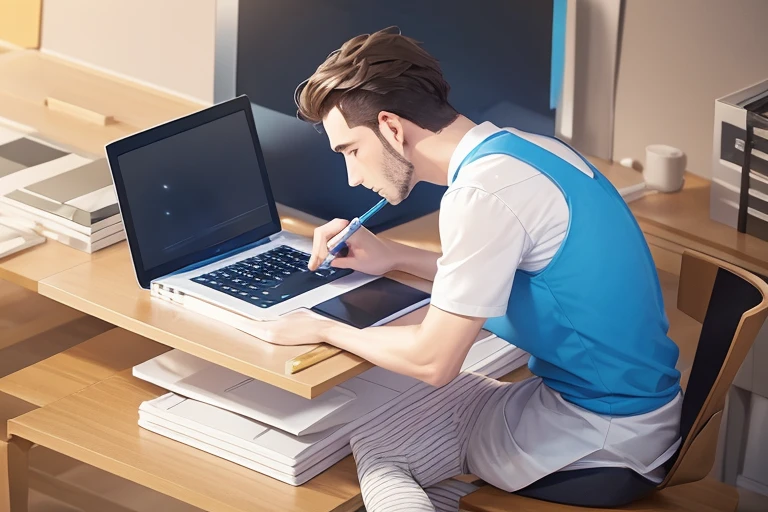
[514,467,658,508]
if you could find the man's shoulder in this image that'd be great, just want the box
[447,151,541,197]
[449,128,594,191]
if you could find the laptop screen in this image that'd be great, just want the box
[107,96,281,288]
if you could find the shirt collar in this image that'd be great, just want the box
[447,121,505,185]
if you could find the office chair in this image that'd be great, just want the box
[460,250,768,512]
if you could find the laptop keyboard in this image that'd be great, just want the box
[190,245,352,309]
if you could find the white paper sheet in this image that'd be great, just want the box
[134,341,529,485]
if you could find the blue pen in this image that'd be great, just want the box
[318,198,387,269]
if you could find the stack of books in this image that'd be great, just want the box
[0,120,124,252]
[0,218,45,258]
[133,334,528,486]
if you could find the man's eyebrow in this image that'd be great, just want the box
[333,142,352,153]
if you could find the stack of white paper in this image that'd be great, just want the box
[134,335,528,485]
[0,123,124,253]
[0,218,45,258]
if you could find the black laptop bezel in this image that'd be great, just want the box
[105,94,282,289]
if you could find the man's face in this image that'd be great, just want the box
[322,107,414,205]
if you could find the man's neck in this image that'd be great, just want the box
[406,115,477,186]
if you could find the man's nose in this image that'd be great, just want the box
[347,167,363,187]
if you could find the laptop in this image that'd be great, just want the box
[105,95,416,323]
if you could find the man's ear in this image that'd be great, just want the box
[377,111,405,146]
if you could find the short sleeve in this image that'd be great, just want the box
[431,186,532,318]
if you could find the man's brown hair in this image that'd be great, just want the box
[295,26,458,132]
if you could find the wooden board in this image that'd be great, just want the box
[0,328,169,407]
[0,205,313,307]
[0,281,84,350]
[625,171,768,277]
[8,372,363,512]
[0,392,36,512]
[0,50,204,150]
[0,47,204,290]
[0,239,95,292]
[0,280,113,379]
[37,241,435,398]
[582,157,768,277]
[0,391,36,440]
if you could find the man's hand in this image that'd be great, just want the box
[308,218,396,275]
[249,309,336,346]
[243,304,486,387]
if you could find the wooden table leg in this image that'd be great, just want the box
[1,437,32,512]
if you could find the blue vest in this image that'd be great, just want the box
[453,131,681,416]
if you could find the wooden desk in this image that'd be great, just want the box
[36,240,366,398]
[0,326,168,512]
[586,160,768,278]
[8,372,363,512]
[0,328,168,407]
[34,236,434,399]
[0,241,95,293]
[15,155,722,400]
[0,44,753,511]
[0,196,436,398]
[0,50,204,156]
[631,174,768,278]
[0,393,36,511]
[6,195,701,512]
[0,49,206,293]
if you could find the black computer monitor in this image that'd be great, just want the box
[236,1,555,232]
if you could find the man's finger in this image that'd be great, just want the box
[310,219,349,269]
[309,229,326,270]
[330,256,352,269]
[326,226,350,249]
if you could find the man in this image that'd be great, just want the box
[254,27,683,512]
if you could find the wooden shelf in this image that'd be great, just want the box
[0,50,204,155]
[0,240,96,293]
[8,372,363,512]
[0,328,168,407]
[589,159,768,278]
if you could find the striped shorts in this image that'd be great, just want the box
[349,372,510,512]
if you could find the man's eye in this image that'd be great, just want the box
[350,149,358,157]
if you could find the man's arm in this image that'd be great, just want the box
[322,304,486,387]
[384,238,441,281]
[322,187,528,385]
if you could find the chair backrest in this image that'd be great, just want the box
[660,251,768,488]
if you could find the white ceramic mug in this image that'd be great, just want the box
[643,145,686,193]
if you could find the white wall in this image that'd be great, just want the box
[613,0,768,178]
[39,0,217,104]
[566,0,622,161]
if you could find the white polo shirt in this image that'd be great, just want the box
[432,121,593,317]
[431,121,683,483]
